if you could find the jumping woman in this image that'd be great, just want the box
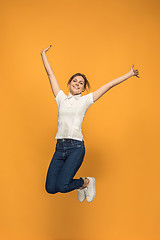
[41,45,140,203]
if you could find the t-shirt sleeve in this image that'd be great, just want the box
[83,92,94,111]
[54,89,67,108]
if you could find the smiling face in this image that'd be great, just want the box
[69,76,85,95]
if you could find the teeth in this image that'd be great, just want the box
[74,86,79,89]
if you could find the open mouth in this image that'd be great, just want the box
[73,86,79,89]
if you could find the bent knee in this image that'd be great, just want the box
[45,183,57,194]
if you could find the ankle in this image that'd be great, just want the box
[83,177,89,188]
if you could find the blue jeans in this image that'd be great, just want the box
[45,138,85,194]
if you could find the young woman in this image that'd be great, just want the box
[41,45,140,203]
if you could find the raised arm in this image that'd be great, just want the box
[92,65,140,102]
[41,45,61,97]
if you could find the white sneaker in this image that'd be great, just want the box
[76,188,86,202]
[84,177,96,202]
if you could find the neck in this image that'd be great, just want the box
[69,91,81,96]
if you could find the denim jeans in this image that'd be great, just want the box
[45,138,85,194]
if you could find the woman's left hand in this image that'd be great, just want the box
[130,65,140,78]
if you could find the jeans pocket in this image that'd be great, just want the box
[74,144,82,147]
[71,140,84,148]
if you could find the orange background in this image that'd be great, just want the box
[1,0,160,239]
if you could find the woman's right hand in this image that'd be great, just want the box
[41,45,52,55]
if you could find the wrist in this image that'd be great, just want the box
[128,70,134,77]
[41,50,46,55]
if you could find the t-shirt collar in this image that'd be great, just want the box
[68,91,81,100]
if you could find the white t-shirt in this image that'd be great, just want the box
[54,89,94,141]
